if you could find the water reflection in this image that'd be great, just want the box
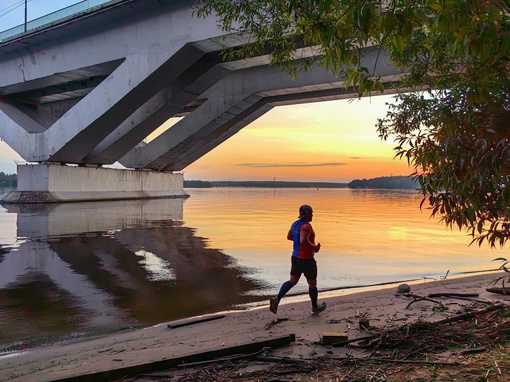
[0,199,265,351]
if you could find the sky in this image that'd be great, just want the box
[0,0,412,182]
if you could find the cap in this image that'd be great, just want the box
[298,204,313,218]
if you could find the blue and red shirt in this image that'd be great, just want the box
[290,219,316,259]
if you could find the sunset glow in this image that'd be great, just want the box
[183,96,412,182]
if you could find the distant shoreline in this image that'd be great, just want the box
[1,174,417,190]
[184,180,349,188]
[184,175,418,190]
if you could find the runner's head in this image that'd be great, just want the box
[298,205,313,221]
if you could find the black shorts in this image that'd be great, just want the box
[290,256,317,280]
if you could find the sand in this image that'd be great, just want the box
[1,271,509,382]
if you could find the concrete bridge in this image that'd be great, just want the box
[0,0,401,203]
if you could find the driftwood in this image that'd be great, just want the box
[460,347,486,355]
[486,287,510,295]
[253,355,458,367]
[426,292,491,305]
[404,293,443,309]
[428,293,479,298]
[403,291,490,308]
[453,296,493,304]
[344,358,459,366]
[332,303,508,348]
[255,355,313,364]
[167,314,225,329]
[433,303,507,325]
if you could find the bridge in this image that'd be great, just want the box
[0,0,401,203]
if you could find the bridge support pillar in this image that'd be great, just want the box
[1,164,188,203]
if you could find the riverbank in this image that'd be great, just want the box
[1,271,509,382]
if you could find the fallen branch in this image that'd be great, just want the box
[255,355,312,365]
[427,293,491,304]
[264,317,289,330]
[364,358,458,366]
[404,293,443,309]
[433,303,507,325]
[329,357,459,366]
[460,347,486,355]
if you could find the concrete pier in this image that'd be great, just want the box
[2,164,187,203]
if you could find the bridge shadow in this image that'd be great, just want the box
[0,199,267,351]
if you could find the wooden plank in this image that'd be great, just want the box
[332,335,377,347]
[322,332,348,345]
[359,318,370,329]
[428,293,479,298]
[167,314,225,329]
[49,334,296,382]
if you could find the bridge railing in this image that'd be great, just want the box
[0,0,115,42]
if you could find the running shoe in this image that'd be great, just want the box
[311,302,327,315]
[269,296,279,314]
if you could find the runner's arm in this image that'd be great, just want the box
[300,224,320,252]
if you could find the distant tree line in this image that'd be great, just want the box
[348,176,417,190]
[184,180,348,188]
[184,180,214,188]
[0,172,16,187]
[184,178,420,189]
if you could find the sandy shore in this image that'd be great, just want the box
[1,271,509,382]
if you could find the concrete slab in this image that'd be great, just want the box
[1,164,187,203]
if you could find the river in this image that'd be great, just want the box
[0,187,502,351]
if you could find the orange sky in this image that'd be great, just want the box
[0,95,412,182]
[181,95,412,182]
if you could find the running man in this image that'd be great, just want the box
[269,204,326,315]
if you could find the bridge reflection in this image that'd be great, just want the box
[0,199,265,351]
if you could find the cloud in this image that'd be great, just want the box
[236,162,346,168]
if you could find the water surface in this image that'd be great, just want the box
[0,187,500,351]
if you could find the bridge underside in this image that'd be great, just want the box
[0,0,401,203]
